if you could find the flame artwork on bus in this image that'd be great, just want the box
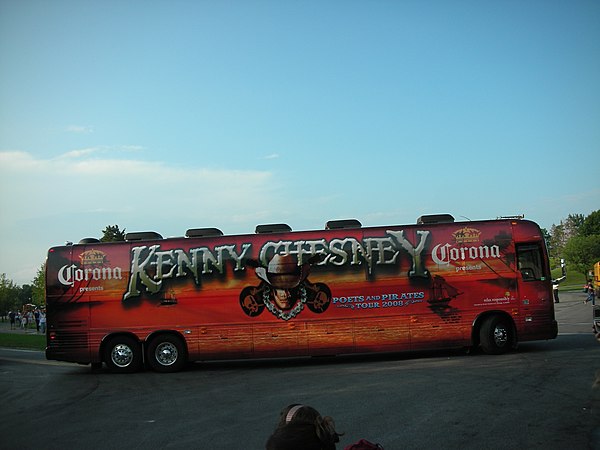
[45,215,558,373]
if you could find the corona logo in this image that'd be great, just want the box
[79,249,107,267]
[452,227,481,244]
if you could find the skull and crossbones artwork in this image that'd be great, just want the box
[239,254,331,320]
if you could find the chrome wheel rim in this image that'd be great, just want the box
[111,344,134,368]
[155,342,178,366]
[493,324,508,347]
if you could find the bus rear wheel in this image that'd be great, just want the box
[104,336,143,373]
[479,315,513,355]
[147,334,186,373]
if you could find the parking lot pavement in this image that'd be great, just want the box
[554,290,597,336]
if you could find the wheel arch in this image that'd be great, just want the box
[144,330,190,360]
[145,330,189,358]
[471,311,518,349]
[145,330,189,372]
[100,332,143,363]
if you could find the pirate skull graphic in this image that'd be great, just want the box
[239,253,331,320]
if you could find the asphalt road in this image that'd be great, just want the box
[0,291,598,450]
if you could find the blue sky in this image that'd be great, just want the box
[1,0,599,285]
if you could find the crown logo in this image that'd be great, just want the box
[79,249,108,267]
[452,227,481,244]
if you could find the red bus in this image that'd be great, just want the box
[45,214,557,373]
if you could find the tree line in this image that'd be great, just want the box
[1,215,599,316]
[544,210,600,277]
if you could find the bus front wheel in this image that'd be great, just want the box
[147,334,187,373]
[479,315,513,355]
[104,336,143,373]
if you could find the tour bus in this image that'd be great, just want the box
[45,214,558,373]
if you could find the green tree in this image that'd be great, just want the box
[101,224,126,242]
[547,214,586,260]
[548,223,566,260]
[541,227,551,244]
[31,264,45,306]
[579,210,600,237]
[562,234,600,277]
[564,213,585,235]
[547,211,599,276]
[18,284,33,308]
[0,273,18,315]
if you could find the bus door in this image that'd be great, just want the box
[516,243,555,339]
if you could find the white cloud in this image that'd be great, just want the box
[0,150,282,284]
[1,150,279,221]
[0,150,37,167]
[262,153,280,160]
[56,145,145,160]
[58,148,100,159]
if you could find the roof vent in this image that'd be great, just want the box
[255,223,292,234]
[416,214,455,225]
[325,219,362,230]
[78,238,101,244]
[186,228,224,238]
[125,231,163,241]
[497,215,525,220]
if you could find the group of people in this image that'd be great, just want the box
[8,308,46,333]
[265,404,383,450]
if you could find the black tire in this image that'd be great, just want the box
[146,334,187,373]
[479,315,513,355]
[104,336,143,373]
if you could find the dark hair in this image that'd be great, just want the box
[266,404,342,450]
[276,404,322,428]
[266,422,327,450]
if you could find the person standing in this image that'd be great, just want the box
[552,275,565,303]
[39,310,46,334]
[585,281,596,305]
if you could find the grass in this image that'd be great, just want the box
[551,266,588,291]
[0,333,46,351]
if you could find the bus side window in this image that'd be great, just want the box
[520,267,536,281]
[516,244,545,281]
